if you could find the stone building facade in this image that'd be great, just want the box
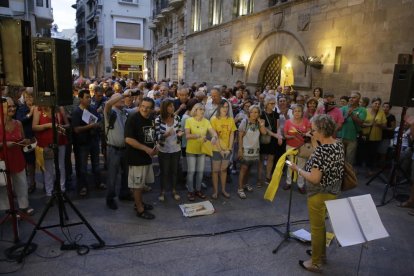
[152,0,414,101]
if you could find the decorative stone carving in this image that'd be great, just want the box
[298,13,310,31]
[272,12,284,30]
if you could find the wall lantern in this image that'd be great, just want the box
[226,59,245,75]
[297,55,323,76]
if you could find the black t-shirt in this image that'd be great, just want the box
[125,112,155,166]
[261,111,280,132]
[71,106,100,145]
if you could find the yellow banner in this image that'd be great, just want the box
[117,52,144,72]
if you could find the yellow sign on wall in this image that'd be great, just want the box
[116,52,144,72]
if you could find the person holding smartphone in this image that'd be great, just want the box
[287,114,345,273]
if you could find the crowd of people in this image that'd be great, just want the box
[1,77,414,272]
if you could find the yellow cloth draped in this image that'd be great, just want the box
[35,146,45,171]
[264,147,298,202]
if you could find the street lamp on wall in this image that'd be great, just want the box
[297,55,323,76]
[226,59,245,75]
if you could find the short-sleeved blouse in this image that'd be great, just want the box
[305,141,345,197]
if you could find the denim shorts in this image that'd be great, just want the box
[212,151,231,161]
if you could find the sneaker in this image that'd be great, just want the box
[231,169,237,175]
[244,185,253,192]
[106,199,118,210]
[237,189,247,199]
[20,207,35,216]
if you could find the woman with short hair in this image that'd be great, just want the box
[288,114,345,273]
[258,95,282,186]
[283,104,311,193]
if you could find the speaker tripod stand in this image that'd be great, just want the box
[17,105,105,263]
[377,106,411,206]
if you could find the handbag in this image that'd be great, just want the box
[260,129,272,144]
[260,112,273,145]
[297,142,314,159]
[341,161,357,191]
[201,140,213,156]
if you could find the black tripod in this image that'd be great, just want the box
[17,105,105,263]
[273,155,300,254]
[378,107,411,206]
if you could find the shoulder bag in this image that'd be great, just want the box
[260,112,273,144]
[341,161,357,191]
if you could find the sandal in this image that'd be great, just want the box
[211,193,218,200]
[221,191,230,199]
[265,177,271,185]
[237,189,246,199]
[257,182,263,188]
[20,207,35,216]
[195,191,206,199]
[299,260,322,273]
[79,187,87,196]
[136,210,155,220]
[306,250,327,264]
[172,192,181,201]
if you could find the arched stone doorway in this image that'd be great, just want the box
[245,30,310,90]
[258,54,295,90]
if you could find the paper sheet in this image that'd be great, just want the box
[82,109,98,124]
[179,201,215,217]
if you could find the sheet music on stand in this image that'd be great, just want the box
[325,194,389,247]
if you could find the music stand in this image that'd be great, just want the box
[17,105,105,263]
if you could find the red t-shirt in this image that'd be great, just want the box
[35,109,68,147]
[0,120,26,173]
[284,118,311,148]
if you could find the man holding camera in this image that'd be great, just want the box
[104,89,138,210]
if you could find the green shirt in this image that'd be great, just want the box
[338,106,367,140]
